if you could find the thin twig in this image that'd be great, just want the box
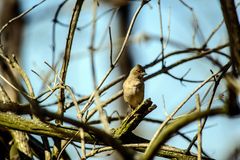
[82,0,150,115]
[196,94,202,160]
[89,0,98,89]
[94,91,111,133]
[202,20,224,48]
[109,27,113,66]
[86,143,204,159]
[65,85,86,159]
[57,0,84,124]
[158,0,165,67]
[145,43,229,80]
[143,107,226,160]
[52,0,69,66]
[57,131,79,160]
[144,62,230,158]
[87,90,123,121]
[185,63,229,153]
[144,43,229,69]
[0,0,46,46]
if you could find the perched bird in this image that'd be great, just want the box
[123,64,146,109]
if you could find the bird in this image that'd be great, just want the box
[123,64,146,109]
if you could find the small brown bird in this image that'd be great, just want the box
[123,64,146,109]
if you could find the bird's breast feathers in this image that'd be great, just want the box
[123,79,144,95]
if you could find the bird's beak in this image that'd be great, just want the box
[142,71,147,76]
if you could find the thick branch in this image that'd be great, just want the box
[0,111,93,143]
[143,108,226,160]
[220,0,240,76]
[113,98,156,138]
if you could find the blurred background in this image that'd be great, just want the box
[1,0,240,159]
